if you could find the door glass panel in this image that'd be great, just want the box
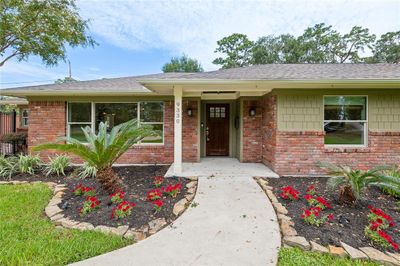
[216,112,220,118]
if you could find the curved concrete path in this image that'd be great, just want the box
[72,175,281,266]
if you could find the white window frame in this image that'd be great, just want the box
[66,101,165,145]
[21,108,29,127]
[323,95,368,148]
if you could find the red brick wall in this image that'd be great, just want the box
[242,100,263,162]
[261,94,277,169]
[28,101,66,160]
[182,101,199,162]
[28,100,199,165]
[274,131,400,175]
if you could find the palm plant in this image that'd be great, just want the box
[33,119,154,192]
[380,165,400,198]
[318,162,400,204]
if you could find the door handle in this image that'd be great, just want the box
[206,127,210,142]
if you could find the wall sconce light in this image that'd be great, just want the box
[249,107,256,117]
[187,108,193,117]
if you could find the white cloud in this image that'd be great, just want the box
[77,0,400,69]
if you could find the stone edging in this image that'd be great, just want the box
[0,177,198,242]
[254,177,400,266]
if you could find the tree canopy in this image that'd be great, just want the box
[162,55,203,72]
[213,23,398,68]
[0,0,96,67]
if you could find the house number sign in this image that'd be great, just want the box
[175,101,181,124]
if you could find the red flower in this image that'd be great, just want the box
[153,199,164,207]
[327,214,334,221]
[304,194,313,200]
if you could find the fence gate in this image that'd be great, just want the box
[0,111,17,155]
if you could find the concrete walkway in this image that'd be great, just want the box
[72,174,281,266]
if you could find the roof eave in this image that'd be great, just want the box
[0,90,157,97]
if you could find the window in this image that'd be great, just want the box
[21,109,29,127]
[324,96,367,146]
[67,103,92,142]
[67,102,164,144]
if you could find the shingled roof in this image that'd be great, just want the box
[1,64,399,96]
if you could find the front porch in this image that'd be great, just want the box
[165,157,279,178]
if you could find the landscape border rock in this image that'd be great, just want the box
[0,177,198,243]
[254,177,400,266]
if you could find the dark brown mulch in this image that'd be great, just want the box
[267,176,400,252]
[3,165,191,229]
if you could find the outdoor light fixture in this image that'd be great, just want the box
[187,108,193,117]
[249,107,256,117]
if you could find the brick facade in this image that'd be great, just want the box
[242,100,263,162]
[261,94,277,169]
[29,100,199,164]
[182,101,199,162]
[274,131,400,175]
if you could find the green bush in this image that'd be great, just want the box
[0,155,18,180]
[18,154,41,174]
[380,166,400,198]
[44,155,70,176]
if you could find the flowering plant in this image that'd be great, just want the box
[80,196,100,216]
[73,184,96,197]
[153,176,164,187]
[280,186,300,200]
[306,185,316,196]
[300,207,334,227]
[364,206,398,250]
[367,206,395,229]
[111,201,136,220]
[110,190,125,204]
[304,195,331,210]
[153,199,164,213]
[147,189,162,201]
[163,183,182,198]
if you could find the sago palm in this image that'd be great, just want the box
[33,119,154,192]
[318,162,399,204]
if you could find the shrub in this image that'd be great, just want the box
[279,186,300,200]
[80,196,100,216]
[0,156,18,180]
[111,201,135,220]
[364,206,397,250]
[77,162,97,179]
[44,155,70,176]
[318,162,400,204]
[18,154,41,174]
[110,191,125,204]
[380,166,400,198]
[0,132,27,143]
[33,120,154,193]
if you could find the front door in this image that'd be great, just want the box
[206,104,229,156]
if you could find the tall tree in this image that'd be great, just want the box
[162,54,203,72]
[369,31,400,63]
[213,33,254,69]
[0,0,96,67]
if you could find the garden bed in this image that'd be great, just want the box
[266,176,399,253]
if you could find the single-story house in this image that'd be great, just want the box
[1,64,399,175]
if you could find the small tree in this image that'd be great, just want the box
[0,0,96,67]
[33,119,154,192]
[162,55,203,73]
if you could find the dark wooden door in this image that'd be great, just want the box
[206,104,229,156]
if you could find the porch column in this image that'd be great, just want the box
[174,86,183,174]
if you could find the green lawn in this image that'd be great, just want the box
[278,247,378,266]
[0,183,132,266]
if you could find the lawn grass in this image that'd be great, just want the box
[0,183,133,266]
[278,247,378,266]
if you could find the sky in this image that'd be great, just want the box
[1,0,399,89]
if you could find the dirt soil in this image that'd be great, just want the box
[266,176,400,252]
[3,165,191,229]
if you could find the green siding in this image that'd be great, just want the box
[369,95,400,131]
[276,89,400,132]
[277,95,322,131]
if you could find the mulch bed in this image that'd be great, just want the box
[267,176,400,252]
[2,165,191,229]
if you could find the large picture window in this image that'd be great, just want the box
[324,96,367,146]
[67,102,164,144]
